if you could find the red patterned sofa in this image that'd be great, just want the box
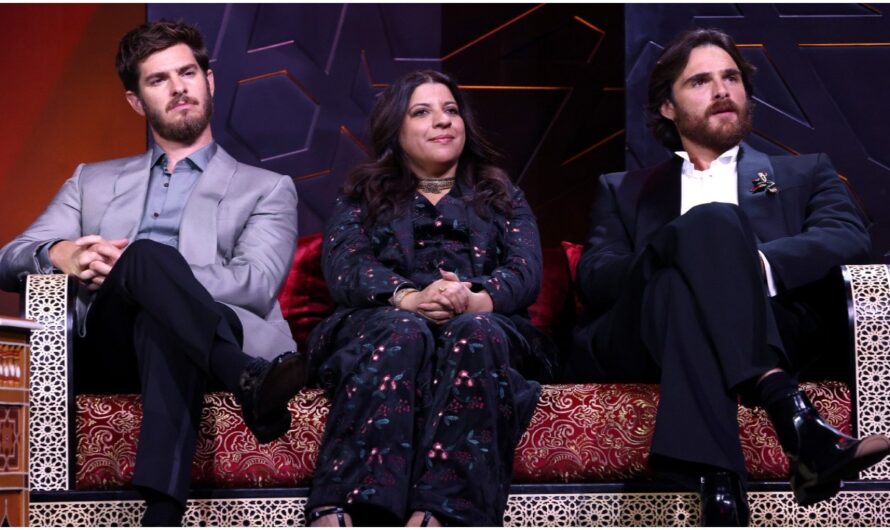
[21,235,890,526]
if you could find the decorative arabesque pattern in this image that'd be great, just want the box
[24,273,70,491]
[29,491,890,526]
[844,264,890,480]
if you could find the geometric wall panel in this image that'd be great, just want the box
[228,73,318,161]
[625,4,890,261]
[151,4,442,236]
[152,4,626,246]
[801,46,890,170]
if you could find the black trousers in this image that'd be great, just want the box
[570,203,834,479]
[76,239,244,504]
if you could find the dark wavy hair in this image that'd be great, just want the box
[646,28,756,151]
[344,70,512,226]
[116,19,210,94]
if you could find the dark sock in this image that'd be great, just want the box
[754,370,800,409]
[208,337,254,398]
[141,489,185,527]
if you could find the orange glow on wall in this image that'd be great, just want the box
[0,4,145,314]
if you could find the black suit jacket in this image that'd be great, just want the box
[577,143,872,316]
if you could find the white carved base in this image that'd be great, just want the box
[29,490,890,526]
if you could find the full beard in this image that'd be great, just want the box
[142,91,213,145]
[674,99,752,155]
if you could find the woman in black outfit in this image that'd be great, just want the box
[305,70,544,526]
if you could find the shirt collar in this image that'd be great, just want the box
[150,141,218,172]
[674,144,740,169]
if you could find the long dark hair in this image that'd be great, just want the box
[646,28,756,151]
[344,70,512,226]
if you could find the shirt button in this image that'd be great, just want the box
[152,212,159,218]
[163,182,169,188]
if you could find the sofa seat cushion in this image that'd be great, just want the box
[75,381,850,489]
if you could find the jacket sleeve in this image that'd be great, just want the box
[322,196,413,307]
[0,164,86,292]
[758,153,872,291]
[190,174,298,316]
[575,173,635,314]
[465,186,543,315]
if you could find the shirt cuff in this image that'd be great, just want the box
[758,250,778,297]
[34,240,62,274]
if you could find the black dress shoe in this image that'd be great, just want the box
[765,390,890,506]
[239,350,308,443]
[700,471,749,527]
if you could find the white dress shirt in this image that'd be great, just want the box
[676,145,777,296]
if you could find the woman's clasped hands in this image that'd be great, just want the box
[399,269,493,324]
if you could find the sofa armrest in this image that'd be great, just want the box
[843,264,890,480]
[23,273,76,491]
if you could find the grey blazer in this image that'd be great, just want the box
[0,146,298,360]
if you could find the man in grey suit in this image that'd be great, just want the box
[0,20,306,525]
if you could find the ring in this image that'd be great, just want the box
[438,287,446,293]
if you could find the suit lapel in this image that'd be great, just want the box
[634,157,682,248]
[737,142,783,241]
[98,151,153,240]
[178,147,234,266]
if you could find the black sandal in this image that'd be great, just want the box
[307,506,348,527]
[421,511,444,526]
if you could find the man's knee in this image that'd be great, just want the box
[122,239,178,262]
[680,203,750,234]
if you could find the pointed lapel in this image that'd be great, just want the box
[736,142,783,240]
[634,157,682,248]
[178,147,234,266]
[97,151,153,240]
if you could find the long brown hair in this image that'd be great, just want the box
[344,70,512,226]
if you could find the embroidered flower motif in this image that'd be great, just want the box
[751,170,778,194]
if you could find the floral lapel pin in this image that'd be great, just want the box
[751,169,778,194]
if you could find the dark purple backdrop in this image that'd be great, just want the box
[151,3,889,260]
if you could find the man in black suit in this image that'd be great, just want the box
[569,28,890,525]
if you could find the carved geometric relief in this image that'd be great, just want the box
[25,274,69,491]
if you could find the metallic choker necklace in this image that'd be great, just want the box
[416,176,455,194]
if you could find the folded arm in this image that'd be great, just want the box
[190,174,298,316]
[758,154,872,292]
[462,186,543,315]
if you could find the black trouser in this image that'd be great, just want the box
[570,203,830,479]
[76,239,244,504]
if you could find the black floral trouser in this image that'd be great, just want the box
[307,307,540,525]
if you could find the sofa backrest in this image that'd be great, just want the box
[277,233,584,352]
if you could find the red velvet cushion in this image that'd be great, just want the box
[561,241,583,282]
[75,382,851,489]
[560,241,584,316]
[527,248,571,334]
[278,233,335,351]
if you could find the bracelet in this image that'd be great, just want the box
[391,287,419,308]
[389,282,418,308]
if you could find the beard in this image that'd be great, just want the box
[673,98,752,154]
[141,81,213,144]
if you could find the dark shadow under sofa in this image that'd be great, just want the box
[22,234,890,526]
